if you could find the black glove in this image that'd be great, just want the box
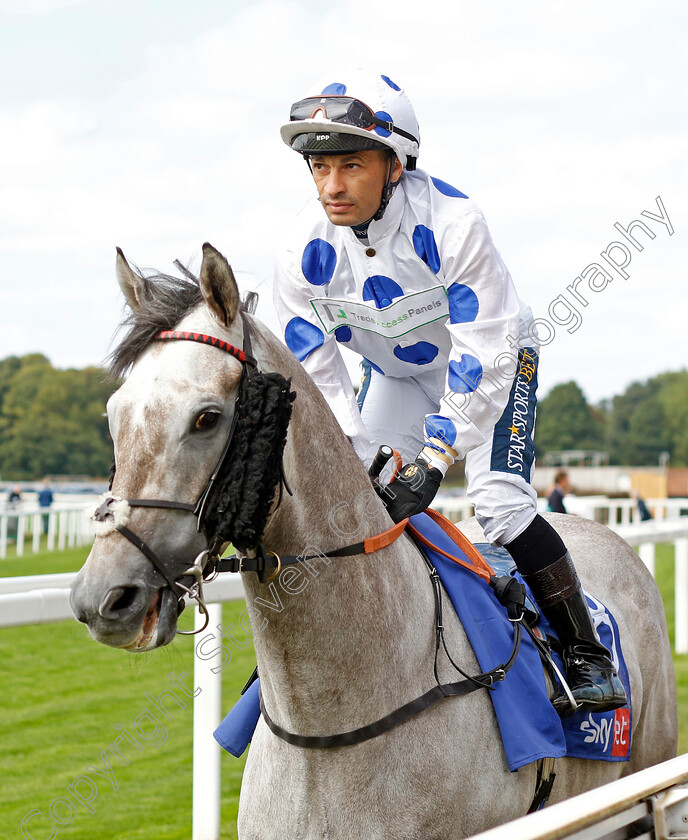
[381,458,443,523]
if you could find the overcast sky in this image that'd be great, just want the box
[1,0,685,404]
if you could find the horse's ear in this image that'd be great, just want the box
[116,247,146,311]
[200,242,240,327]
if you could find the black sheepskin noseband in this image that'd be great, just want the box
[201,370,296,552]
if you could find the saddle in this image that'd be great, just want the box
[409,512,632,769]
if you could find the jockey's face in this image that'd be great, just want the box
[310,150,402,226]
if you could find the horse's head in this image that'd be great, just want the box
[70,243,293,650]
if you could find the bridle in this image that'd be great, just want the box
[94,314,272,635]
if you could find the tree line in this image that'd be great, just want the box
[535,371,688,466]
[0,354,686,480]
[0,355,117,480]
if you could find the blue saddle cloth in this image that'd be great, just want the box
[214,512,632,770]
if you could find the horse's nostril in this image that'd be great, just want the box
[99,586,143,619]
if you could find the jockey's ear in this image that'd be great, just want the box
[116,247,146,310]
[200,242,240,327]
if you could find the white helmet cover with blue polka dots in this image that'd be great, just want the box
[281,70,420,169]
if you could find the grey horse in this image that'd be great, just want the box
[70,243,677,839]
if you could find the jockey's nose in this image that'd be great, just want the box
[324,168,346,197]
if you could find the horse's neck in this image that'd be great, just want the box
[249,319,386,555]
[242,327,437,733]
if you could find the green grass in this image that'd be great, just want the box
[0,543,92,576]
[1,543,686,838]
[655,543,688,752]
[0,544,252,839]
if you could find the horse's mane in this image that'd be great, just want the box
[108,266,258,379]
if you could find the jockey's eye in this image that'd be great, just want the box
[194,411,220,431]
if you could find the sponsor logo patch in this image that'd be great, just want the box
[490,348,538,476]
[612,708,631,757]
[580,713,615,752]
[577,707,630,758]
[310,285,449,338]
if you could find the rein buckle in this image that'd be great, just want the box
[242,545,267,583]
[237,545,281,583]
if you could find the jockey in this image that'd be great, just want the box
[274,69,626,715]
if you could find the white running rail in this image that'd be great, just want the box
[0,501,94,559]
[469,752,688,840]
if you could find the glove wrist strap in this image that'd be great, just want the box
[419,447,451,476]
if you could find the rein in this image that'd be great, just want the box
[250,509,528,750]
[214,517,409,578]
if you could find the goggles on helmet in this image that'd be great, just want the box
[289,96,418,145]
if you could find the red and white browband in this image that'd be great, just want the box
[155,330,256,366]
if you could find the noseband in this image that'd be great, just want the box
[93,314,295,635]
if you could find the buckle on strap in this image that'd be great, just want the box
[215,545,280,583]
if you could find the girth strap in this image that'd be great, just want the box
[528,756,557,813]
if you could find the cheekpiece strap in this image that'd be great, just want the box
[116,524,185,601]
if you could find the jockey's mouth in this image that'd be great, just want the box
[325,200,355,211]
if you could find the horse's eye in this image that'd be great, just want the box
[195,411,220,431]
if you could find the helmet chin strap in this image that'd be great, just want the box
[372,154,399,222]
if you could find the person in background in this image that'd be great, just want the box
[631,489,653,522]
[38,482,54,532]
[548,471,570,514]
[7,485,22,538]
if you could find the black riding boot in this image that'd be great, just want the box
[522,553,627,715]
[505,515,627,716]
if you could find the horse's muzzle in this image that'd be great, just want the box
[70,573,179,650]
